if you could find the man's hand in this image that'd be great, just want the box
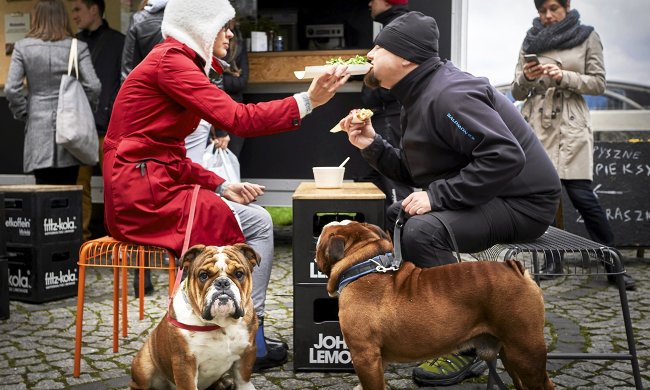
[307,65,351,108]
[212,134,230,150]
[222,182,265,205]
[402,191,431,216]
[340,109,376,149]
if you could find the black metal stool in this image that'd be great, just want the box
[473,226,642,390]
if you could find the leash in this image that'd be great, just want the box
[166,185,221,332]
[392,207,462,264]
[392,208,405,268]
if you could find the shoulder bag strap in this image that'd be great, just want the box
[67,38,79,79]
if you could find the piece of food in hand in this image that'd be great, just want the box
[330,109,374,133]
[326,55,369,65]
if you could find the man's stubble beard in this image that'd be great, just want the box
[363,69,382,89]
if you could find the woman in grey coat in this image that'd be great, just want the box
[4,0,100,185]
[511,0,634,290]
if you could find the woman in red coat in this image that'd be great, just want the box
[103,0,350,370]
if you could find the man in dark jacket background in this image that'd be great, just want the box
[121,0,167,82]
[72,0,125,241]
[339,11,561,387]
[357,0,412,206]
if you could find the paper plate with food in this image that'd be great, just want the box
[330,109,374,133]
[294,55,372,79]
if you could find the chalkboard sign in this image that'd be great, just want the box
[563,141,650,247]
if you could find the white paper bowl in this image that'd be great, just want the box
[312,167,345,188]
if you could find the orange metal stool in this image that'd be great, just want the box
[73,236,176,377]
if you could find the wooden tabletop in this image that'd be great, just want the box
[0,184,83,192]
[292,182,385,200]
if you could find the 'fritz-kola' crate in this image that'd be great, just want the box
[0,185,82,303]
[1,185,82,245]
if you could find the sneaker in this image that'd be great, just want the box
[412,353,488,386]
[265,336,288,350]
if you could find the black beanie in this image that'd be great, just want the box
[374,11,439,64]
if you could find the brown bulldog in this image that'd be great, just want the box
[315,220,555,390]
[130,244,259,390]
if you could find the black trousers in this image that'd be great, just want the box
[561,179,614,245]
[545,179,615,266]
[386,197,551,267]
[33,166,79,185]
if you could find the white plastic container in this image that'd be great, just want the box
[312,167,345,188]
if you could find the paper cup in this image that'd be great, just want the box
[313,167,345,188]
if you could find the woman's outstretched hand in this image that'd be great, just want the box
[307,65,351,108]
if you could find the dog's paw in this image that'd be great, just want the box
[213,375,235,390]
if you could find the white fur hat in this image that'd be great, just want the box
[161,0,235,74]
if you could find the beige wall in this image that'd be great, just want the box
[1,0,124,87]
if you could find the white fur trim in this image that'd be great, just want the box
[161,0,235,74]
[144,0,168,13]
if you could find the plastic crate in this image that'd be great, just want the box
[1,185,82,245]
[0,256,8,319]
[293,284,354,372]
[0,193,5,257]
[7,241,80,303]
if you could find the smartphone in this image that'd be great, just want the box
[523,54,539,64]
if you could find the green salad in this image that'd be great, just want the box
[325,55,368,65]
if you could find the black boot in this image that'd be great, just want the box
[133,268,155,298]
[539,251,563,280]
[607,273,636,291]
[254,315,288,372]
[601,250,636,291]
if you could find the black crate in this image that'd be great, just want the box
[0,256,8,319]
[293,284,354,372]
[293,202,384,284]
[1,185,82,245]
[0,193,5,257]
[6,241,80,303]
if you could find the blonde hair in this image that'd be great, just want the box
[26,0,73,41]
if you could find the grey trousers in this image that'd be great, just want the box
[227,200,274,317]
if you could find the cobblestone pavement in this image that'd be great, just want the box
[0,229,648,390]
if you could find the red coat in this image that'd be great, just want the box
[103,37,301,256]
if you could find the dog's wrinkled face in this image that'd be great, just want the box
[315,220,392,278]
[180,244,259,322]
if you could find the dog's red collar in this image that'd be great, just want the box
[166,314,222,332]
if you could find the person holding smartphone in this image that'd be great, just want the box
[511,0,635,290]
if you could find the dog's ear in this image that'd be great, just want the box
[326,235,346,262]
[180,245,206,269]
[363,223,391,241]
[234,243,261,269]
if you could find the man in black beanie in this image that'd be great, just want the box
[339,11,561,387]
[355,0,413,208]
